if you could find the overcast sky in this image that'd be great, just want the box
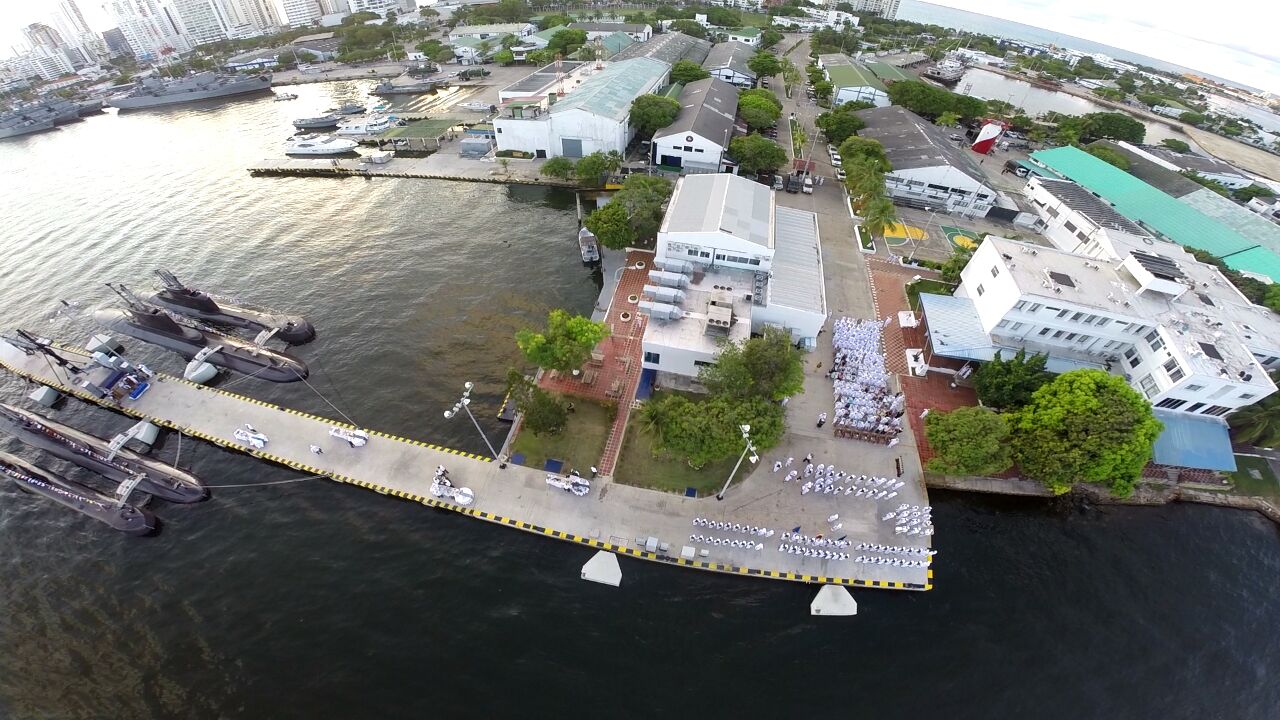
[923,0,1278,93]
[2,0,1278,92]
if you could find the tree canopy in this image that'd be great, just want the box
[838,136,891,172]
[670,59,711,84]
[536,13,573,30]
[505,369,567,436]
[515,310,610,373]
[738,94,782,130]
[539,156,575,180]
[641,394,784,469]
[1233,184,1276,202]
[1228,376,1280,448]
[728,133,788,175]
[973,350,1051,410]
[546,28,587,56]
[584,175,673,249]
[1011,369,1162,497]
[629,94,681,137]
[584,202,633,250]
[747,51,783,78]
[1086,145,1130,170]
[1079,112,1145,143]
[885,80,984,121]
[925,407,1014,476]
[815,109,865,145]
[699,327,805,402]
[1159,138,1191,153]
[668,20,707,39]
[860,195,897,239]
[760,28,784,49]
[574,150,622,187]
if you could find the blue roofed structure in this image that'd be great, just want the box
[1151,410,1237,471]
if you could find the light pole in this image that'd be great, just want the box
[909,206,940,262]
[444,381,506,468]
[715,424,758,501]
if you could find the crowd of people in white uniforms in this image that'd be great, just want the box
[883,504,934,536]
[829,317,905,443]
[689,517,773,550]
[774,455,904,499]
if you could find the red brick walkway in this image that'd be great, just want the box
[539,249,654,475]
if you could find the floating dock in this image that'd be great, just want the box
[0,341,931,591]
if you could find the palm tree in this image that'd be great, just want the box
[861,195,898,242]
[843,156,884,211]
[1230,384,1280,447]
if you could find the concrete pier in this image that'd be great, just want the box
[0,341,931,591]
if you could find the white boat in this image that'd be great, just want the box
[283,134,359,155]
[334,114,397,136]
[274,92,298,101]
[459,101,493,112]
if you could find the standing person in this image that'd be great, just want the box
[773,460,783,473]
[309,444,323,455]
[804,453,813,464]
[816,412,827,428]
[785,456,794,467]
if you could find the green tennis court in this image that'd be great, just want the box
[940,225,983,252]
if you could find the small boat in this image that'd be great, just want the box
[1,450,158,535]
[274,92,298,101]
[335,114,398,136]
[293,114,341,129]
[578,227,600,264]
[0,403,207,503]
[325,102,365,115]
[459,101,494,113]
[372,80,443,96]
[145,270,315,345]
[284,133,359,155]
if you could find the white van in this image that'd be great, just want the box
[802,176,814,194]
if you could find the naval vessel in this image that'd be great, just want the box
[106,72,272,110]
[144,270,315,344]
[0,450,158,535]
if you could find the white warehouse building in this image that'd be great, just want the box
[493,57,668,159]
[650,77,738,173]
[641,174,829,381]
[1024,176,1159,260]
[918,234,1280,423]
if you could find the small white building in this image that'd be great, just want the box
[449,23,534,41]
[921,234,1280,418]
[818,54,889,107]
[568,22,652,42]
[225,48,280,71]
[1123,144,1254,191]
[723,27,762,47]
[651,77,739,172]
[701,41,756,88]
[641,174,829,381]
[855,105,997,216]
[494,57,669,158]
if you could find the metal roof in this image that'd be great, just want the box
[770,207,827,316]
[1035,178,1150,236]
[826,62,886,92]
[1143,146,1247,178]
[549,58,668,122]
[612,32,712,65]
[727,27,761,38]
[569,22,650,33]
[662,174,773,248]
[599,32,635,56]
[1031,146,1280,281]
[503,61,585,95]
[865,61,913,82]
[1092,142,1202,198]
[856,105,988,184]
[1151,410,1236,471]
[532,25,568,42]
[653,77,737,147]
[1179,188,1280,263]
[702,41,756,79]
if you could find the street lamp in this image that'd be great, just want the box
[715,424,758,501]
[444,381,506,468]
[909,206,941,262]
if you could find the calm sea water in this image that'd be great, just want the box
[1,84,1279,718]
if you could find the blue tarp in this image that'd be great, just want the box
[1152,410,1237,472]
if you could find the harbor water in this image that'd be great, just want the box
[1,84,1279,718]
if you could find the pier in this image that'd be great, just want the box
[0,340,932,591]
[248,155,576,189]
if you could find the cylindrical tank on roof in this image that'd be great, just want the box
[643,284,686,304]
[648,270,690,288]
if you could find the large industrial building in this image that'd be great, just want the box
[701,41,756,88]
[639,174,828,381]
[650,77,739,172]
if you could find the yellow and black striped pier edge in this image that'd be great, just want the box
[0,349,930,592]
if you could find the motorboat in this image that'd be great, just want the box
[458,101,494,113]
[372,80,442,96]
[274,92,298,101]
[293,114,341,129]
[335,114,398,136]
[1,450,158,535]
[284,133,359,156]
[0,403,207,503]
[144,270,315,345]
[95,286,309,383]
[325,102,365,115]
[578,227,600,264]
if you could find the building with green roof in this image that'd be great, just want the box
[1031,145,1280,281]
[725,27,762,47]
[819,54,889,107]
[865,61,913,83]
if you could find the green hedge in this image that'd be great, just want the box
[495,149,533,159]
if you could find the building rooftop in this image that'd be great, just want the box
[1151,410,1236,471]
[826,62,886,92]
[612,32,712,66]
[654,77,737,147]
[727,27,761,38]
[1091,141,1202,197]
[818,53,854,67]
[293,32,336,43]
[875,51,930,67]
[1032,145,1280,281]
[1142,145,1247,177]
[451,23,531,35]
[702,41,756,79]
[1034,178,1151,236]
[641,266,753,357]
[569,22,651,33]
[865,61,913,83]
[597,32,635,57]
[501,60,586,96]
[550,58,668,121]
[770,206,827,316]
[531,25,569,43]
[1179,189,1280,267]
[856,105,988,181]
[661,174,774,248]
[227,48,280,64]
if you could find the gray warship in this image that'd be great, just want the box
[106,71,272,110]
[0,450,158,535]
[144,270,315,344]
[0,403,207,503]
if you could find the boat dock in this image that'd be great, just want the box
[0,341,931,591]
[249,155,575,188]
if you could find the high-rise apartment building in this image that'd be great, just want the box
[278,0,325,27]
[104,0,192,62]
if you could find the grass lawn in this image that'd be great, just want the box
[739,14,771,27]
[907,278,955,310]
[1228,455,1280,499]
[613,420,752,496]
[510,397,612,474]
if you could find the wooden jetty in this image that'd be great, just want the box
[0,340,930,591]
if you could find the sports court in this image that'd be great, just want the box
[881,221,929,247]
[940,225,983,252]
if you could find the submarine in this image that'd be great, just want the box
[95,287,309,383]
[0,403,207,503]
[143,270,315,345]
[0,450,158,535]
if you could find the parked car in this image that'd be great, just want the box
[802,176,814,194]
[773,174,785,190]
[785,174,802,193]
[761,79,770,88]
[831,154,842,168]
[827,144,837,154]
[949,133,964,141]
[835,169,846,181]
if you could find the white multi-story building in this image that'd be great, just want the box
[568,22,652,43]
[170,0,231,45]
[349,0,416,15]
[105,0,192,61]
[825,0,895,20]
[1023,176,1159,259]
[22,47,76,80]
[449,23,535,41]
[723,27,761,47]
[235,0,283,32]
[920,234,1280,420]
[640,174,828,381]
[278,0,325,26]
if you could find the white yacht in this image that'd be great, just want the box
[334,114,397,136]
[283,134,359,155]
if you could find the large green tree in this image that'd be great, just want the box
[535,13,573,30]
[1081,112,1145,143]
[642,394,785,468]
[540,156,576,180]
[973,350,1052,410]
[925,407,1014,476]
[738,94,782,130]
[747,51,783,78]
[1160,138,1191,153]
[1086,145,1130,170]
[860,195,898,240]
[546,28,587,56]
[610,174,674,245]
[838,136,891,172]
[670,59,711,84]
[1228,384,1280,448]
[760,28,784,49]
[584,202,634,250]
[515,309,610,372]
[815,109,864,145]
[629,94,681,137]
[728,133,788,175]
[1011,369,1163,497]
[574,150,622,187]
[505,369,568,435]
[699,327,805,402]
[669,20,707,39]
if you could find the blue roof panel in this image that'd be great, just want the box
[1151,410,1237,471]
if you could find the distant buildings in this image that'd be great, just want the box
[650,78,739,173]
[1124,145,1253,191]
[640,174,828,381]
[349,0,417,15]
[568,22,653,43]
[104,0,192,61]
[449,23,536,41]
[101,28,133,57]
[723,27,761,47]
[611,31,712,71]
[854,105,998,217]
[826,0,899,21]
